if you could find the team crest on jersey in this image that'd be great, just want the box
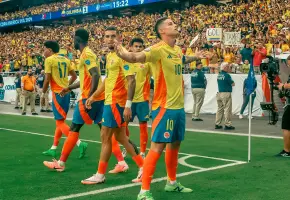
[140,64,145,69]
[85,60,91,65]
[123,65,130,71]
[164,132,170,139]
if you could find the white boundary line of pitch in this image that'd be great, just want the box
[0,127,245,164]
[0,111,283,139]
[47,162,245,200]
[0,127,247,200]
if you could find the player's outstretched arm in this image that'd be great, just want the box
[115,41,146,63]
[183,50,210,64]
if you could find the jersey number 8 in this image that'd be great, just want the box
[58,62,67,78]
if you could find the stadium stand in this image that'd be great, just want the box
[0,0,289,76]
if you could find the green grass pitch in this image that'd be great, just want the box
[0,114,289,200]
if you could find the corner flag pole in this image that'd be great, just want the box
[248,93,252,163]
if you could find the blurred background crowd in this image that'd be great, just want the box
[0,0,290,76]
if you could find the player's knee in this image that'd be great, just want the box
[70,123,83,132]
[100,130,112,143]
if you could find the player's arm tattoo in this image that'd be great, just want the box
[88,67,100,98]
[126,75,136,101]
[68,70,77,85]
[182,56,200,64]
[68,81,80,90]
[42,73,51,94]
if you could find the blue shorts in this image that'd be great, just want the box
[72,99,104,125]
[151,107,185,143]
[130,101,150,122]
[52,92,70,120]
[102,103,126,128]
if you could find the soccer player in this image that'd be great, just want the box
[121,38,151,159]
[41,40,87,158]
[81,27,143,184]
[43,29,104,171]
[114,17,207,200]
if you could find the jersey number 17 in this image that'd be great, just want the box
[58,62,67,78]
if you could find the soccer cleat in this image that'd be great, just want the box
[81,174,105,185]
[122,148,127,158]
[137,191,154,200]
[276,150,290,157]
[78,142,88,159]
[164,182,193,193]
[132,167,143,183]
[42,149,57,157]
[43,159,65,172]
[109,163,129,174]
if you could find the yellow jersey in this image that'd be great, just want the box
[105,52,135,106]
[45,54,72,93]
[79,46,104,100]
[144,41,184,110]
[133,63,151,103]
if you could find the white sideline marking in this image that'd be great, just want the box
[178,155,204,169]
[0,111,283,139]
[0,128,245,163]
[47,162,245,200]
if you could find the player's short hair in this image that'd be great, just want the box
[75,28,89,43]
[130,38,144,46]
[105,26,119,34]
[154,17,168,39]
[44,40,60,53]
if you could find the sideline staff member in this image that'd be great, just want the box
[277,55,290,157]
[191,60,207,121]
[215,62,235,130]
[21,68,38,115]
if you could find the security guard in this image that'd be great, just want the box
[215,62,235,130]
[14,72,23,109]
[191,60,207,121]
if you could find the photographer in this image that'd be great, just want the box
[277,55,290,157]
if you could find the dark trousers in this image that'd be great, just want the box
[240,93,256,115]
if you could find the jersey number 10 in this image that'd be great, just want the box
[58,62,67,78]
[166,119,174,131]
[175,64,182,75]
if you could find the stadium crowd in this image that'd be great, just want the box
[0,0,290,75]
[0,0,109,22]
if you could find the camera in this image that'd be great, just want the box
[260,56,280,125]
[260,56,280,80]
